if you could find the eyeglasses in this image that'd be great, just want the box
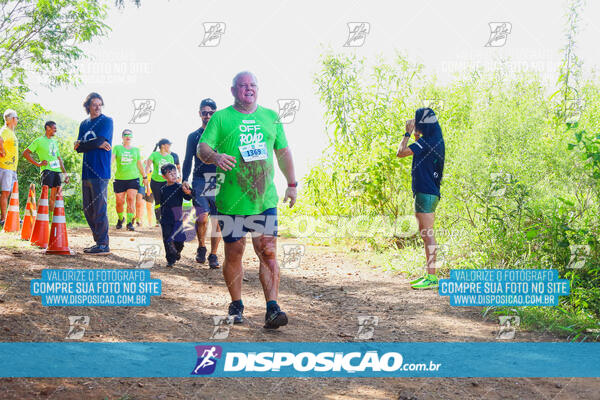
[236,84,257,89]
[201,111,215,117]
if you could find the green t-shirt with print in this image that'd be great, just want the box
[26,136,61,172]
[149,151,174,182]
[113,145,141,180]
[199,105,288,215]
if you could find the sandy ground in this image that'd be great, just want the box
[1,226,599,399]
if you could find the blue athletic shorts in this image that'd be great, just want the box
[217,207,278,243]
[192,179,217,215]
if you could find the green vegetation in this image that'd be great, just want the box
[2,0,598,340]
[282,1,600,339]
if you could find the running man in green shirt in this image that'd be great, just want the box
[198,71,297,330]
[112,129,147,231]
[23,121,69,215]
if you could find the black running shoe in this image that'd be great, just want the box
[208,254,219,269]
[228,302,244,324]
[196,246,207,263]
[166,261,174,268]
[84,245,111,255]
[126,222,135,231]
[116,218,124,229]
[264,305,288,330]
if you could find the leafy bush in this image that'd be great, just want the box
[293,52,600,327]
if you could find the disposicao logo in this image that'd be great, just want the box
[224,350,404,373]
[191,345,222,375]
[189,346,431,375]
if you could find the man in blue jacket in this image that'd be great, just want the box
[74,92,113,255]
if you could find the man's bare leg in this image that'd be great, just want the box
[252,234,280,301]
[416,212,437,275]
[223,237,246,322]
[196,212,208,248]
[1,190,10,221]
[49,187,58,216]
[195,212,209,263]
[209,216,222,255]
[252,234,287,329]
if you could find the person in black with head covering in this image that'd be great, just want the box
[397,107,445,290]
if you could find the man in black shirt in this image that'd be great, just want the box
[160,163,194,267]
[182,98,221,268]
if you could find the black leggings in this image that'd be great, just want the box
[150,179,167,222]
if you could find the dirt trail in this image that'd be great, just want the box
[1,227,599,399]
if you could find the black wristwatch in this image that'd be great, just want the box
[404,132,411,138]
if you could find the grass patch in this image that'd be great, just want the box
[0,232,28,249]
[487,305,600,342]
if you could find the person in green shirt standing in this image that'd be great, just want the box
[23,121,69,215]
[198,71,297,330]
[112,129,147,231]
[145,138,175,223]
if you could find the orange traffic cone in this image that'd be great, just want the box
[30,185,50,248]
[46,187,73,255]
[21,183,37,240]
[3,181,20,232]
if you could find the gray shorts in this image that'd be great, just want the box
[0,168,17,192]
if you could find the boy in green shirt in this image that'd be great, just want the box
[23,121,69,215]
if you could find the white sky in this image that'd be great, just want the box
[25,0,600,188]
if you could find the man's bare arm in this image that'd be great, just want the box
[198,142,236,171]
[275,146,297,208]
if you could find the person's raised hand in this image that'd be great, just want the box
[283,187,297,208]
[215,153,236,171]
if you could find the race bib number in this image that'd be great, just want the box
[239,142,267,162]
[49,160,60,169]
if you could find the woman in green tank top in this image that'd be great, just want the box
[111,129,147,231]
[144,138,175,223]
